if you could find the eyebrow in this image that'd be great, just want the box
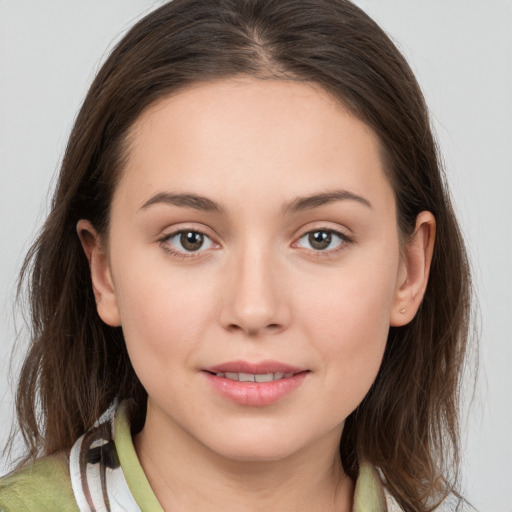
[140,192,225,213]
[282,190,372,215]
[139,189,372,215]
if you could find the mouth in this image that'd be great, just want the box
[207,371,296,382]
[203,360,309,406]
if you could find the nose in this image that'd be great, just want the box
[219,244,290,337]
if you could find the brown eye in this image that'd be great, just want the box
[180,231,204,251]
[308,231,332,250]
[164,230,215,255]
[295,229,348,253]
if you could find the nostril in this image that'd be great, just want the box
[226,322,282,336]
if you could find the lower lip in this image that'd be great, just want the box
[204,372,308,407]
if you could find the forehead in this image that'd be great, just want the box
[115,78,393,215]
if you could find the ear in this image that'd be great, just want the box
[76,220,121,327]
[390,211,436,327]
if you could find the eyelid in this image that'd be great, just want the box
[291,224,353,256]
[158,225,220,259]
[293,221,353,241]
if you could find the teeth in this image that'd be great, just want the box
[216,372,295,382]
[255,373,274,383]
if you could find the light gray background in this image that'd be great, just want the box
[1,1,511,510]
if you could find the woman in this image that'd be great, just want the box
[0,0,473,510]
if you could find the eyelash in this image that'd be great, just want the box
[158,228,214,260]
[158,227,352,260]
[293,228,352,259]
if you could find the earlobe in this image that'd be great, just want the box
[76,220,121,327]
[390,211,436,327]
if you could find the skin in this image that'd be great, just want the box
[78,78,435,511]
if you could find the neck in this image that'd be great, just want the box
[134,406,354,512]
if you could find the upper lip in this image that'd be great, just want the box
[204,360,306,375]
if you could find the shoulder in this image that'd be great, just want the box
[0,452,79,512]
[355,463,476,512]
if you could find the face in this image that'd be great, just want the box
[85,78,423,463]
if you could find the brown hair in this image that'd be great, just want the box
[11,1,471,510]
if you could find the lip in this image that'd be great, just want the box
[203,360,309,407]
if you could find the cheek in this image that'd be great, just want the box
[297,255,398,412]
[299,256,397,345]
[305,280,391,369]
[111,255,216,373]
